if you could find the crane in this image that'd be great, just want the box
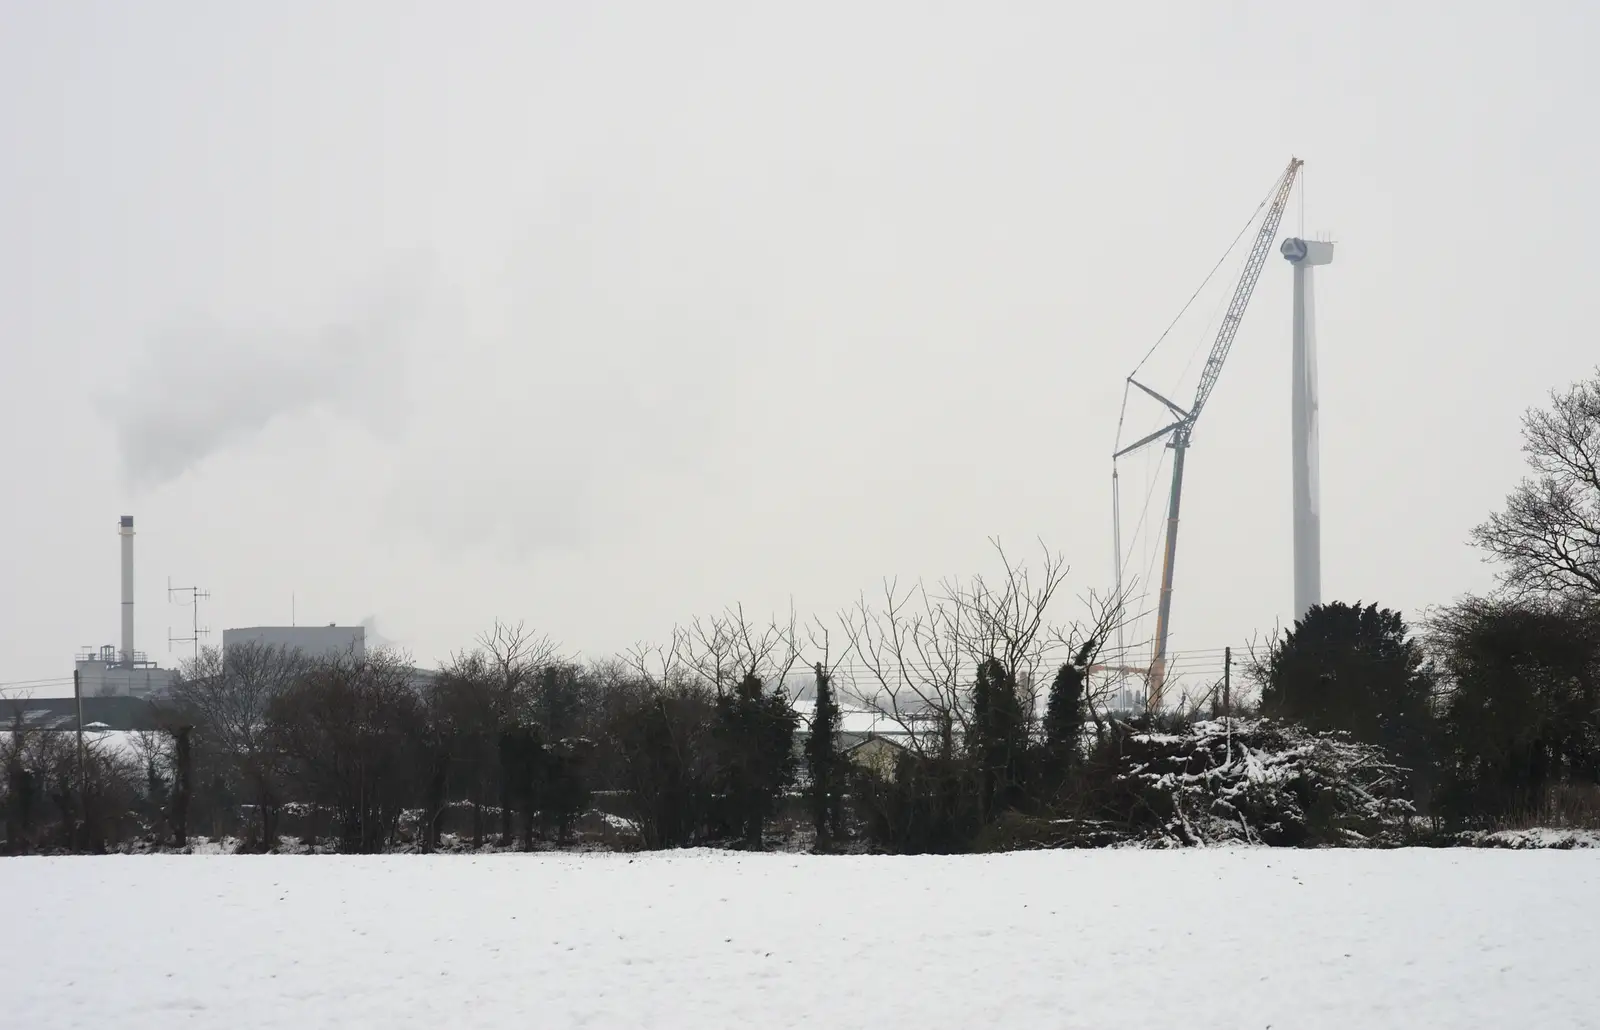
[1114,157,1302,710]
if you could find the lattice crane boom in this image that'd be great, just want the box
[1187,159,1302,427]
[1116,157,1302,710]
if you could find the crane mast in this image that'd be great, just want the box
[1117,157,1301,710]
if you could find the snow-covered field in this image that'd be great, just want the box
[4,849,1595,1029]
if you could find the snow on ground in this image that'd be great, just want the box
[3,849,1596,1029]
[1475,827,1600,849]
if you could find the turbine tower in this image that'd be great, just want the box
[1279,236,1334,621]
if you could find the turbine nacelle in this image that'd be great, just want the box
[1280,237,1335,267]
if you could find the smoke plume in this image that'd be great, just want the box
[108,263,430,487]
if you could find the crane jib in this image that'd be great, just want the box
[1115,156,1303,712]
[1188,159,1303,424]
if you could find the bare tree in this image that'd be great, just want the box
[478,619,562,717]
[128,728,174,842]
[801,619,856,701]
[622,639,683,691]
[948,541,1074,735]
[171,724,194,847]
[838,540,1106,757]
[1475,370,1600,600]
[6,721,140,852]
[269,648,425,854]
[839,575,968,758]
[429,648,502,848]
[1066,586,1140,733]
[468,620,562,846]
[2,710,49,853]
[169,641,310,848]
[671,606,802,698]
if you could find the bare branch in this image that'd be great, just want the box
[673,606,802,697]
[1474,369,1600,601]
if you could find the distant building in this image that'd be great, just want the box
[220,625,439,691]
[67,516,179,699]
[791,701,921,784]
[74,645,178,699]
[841,734,910,782]
[222,625,366,663]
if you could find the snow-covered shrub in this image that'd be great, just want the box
[1094,718,1416,847]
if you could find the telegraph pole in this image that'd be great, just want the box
[73,668,85,786]
[74,667,86,848]
[1223,646,1233,762]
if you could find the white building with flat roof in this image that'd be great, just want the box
[223,625,366,662]
[74,646,178,698]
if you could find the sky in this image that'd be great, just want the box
[2,1,1596,690]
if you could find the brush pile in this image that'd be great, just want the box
[1109,718,1416,846]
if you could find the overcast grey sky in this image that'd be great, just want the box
[2,1,1596,686]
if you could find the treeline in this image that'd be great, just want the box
[1251,367,1600,829]
[4,369,1600,855]
[0,550,1137,855]
[10,590,1591,856]
[1257,596,1600,829]
[1,627,810,855]
[3,597,1598,855]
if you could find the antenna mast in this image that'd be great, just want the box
[1115,157,1302,710]
[167,578,211,664]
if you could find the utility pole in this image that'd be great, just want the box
[73,668,86,786]
[73,667,86,849]
[1223,646,1232,762]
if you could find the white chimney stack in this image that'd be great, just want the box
[119,515,135,665]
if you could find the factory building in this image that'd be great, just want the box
[222,625,366,663]
[71,516,178,699]
[25,516,420,729]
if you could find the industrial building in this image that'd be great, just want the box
[71,516,178,699]
[221,625,439,690]
[222,625,366,663]
[5,517,424,732]
[69,519,363,695]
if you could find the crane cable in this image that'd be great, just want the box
[1113,171,1281,575]
[1126,175,1283,384]
[1111,169,1293,664]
